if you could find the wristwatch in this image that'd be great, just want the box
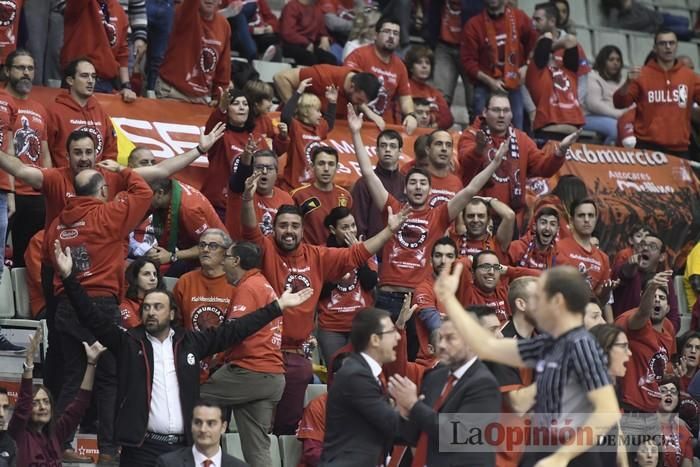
[170,251,178,264]
[22,362,34,371]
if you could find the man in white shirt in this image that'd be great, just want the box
[156,401,247,467]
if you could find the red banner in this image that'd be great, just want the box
[30,88,700,262]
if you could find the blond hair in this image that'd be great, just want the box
[296,93,322,124]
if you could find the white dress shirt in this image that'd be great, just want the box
[452,356,478,381]
[146,329,185,434]
[192,445,222,467]
[360,352,383,383]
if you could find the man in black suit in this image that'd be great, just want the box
[320,308,402,466]
[389,310,502,467]
[156,401,248,467]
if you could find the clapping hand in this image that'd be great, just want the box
[278,286,315,309]
[387,205,410,233]
[53,240,73,279]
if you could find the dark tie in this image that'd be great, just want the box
[378,371,388,394]
[411,374,457,467]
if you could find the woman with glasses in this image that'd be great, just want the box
[656,377,693,467]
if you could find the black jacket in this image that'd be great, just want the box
[400,360,501,467]
[155,446,248,467]
[320,353,400,466]
[62,274,282,448]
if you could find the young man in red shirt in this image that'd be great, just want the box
[156,0,231,104]
[613,29,700,158]
[422,130,462,208]
[46,163,152,464]
[450,196,514,261]
[291,146,353,246]
[345,16,418,133]
[240,168,408,435]
[508,205,560,270]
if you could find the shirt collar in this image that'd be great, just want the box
[452,356,478,380]
[360,352,383,379]
[146,328,175,344]
[192,445,222,467]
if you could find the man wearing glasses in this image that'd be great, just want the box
[456,249,540,324]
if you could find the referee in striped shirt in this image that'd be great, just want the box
[434,264,620,467]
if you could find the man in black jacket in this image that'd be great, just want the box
[389,312,501,467]
[53,240,312,467]
[320,307,401,467]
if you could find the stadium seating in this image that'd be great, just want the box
[222,433,282,467]
[279,435,303,467]
[11,267,30,319]
[0,267,16,318]
[304,383,327,407]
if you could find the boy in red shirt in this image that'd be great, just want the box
[279,78,336,189]
[291,147,353,246]
[157,0,231,104]
[279,0,336,66]
[345,17,417,132]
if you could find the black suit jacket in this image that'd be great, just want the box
[155,446,248,467]
[320,353,400,466]
[401,359,501,467]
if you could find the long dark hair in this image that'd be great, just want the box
[29,384,55,436]
[593,45,624,82]
[125,257,164,301]
[226,88,256,132]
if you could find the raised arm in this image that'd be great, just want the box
[447,141,506,220]
[484,197,516,252]
[273,68,302,103]
[240,170,261,229]
[0,149,43,189]
[348,103,388,209]
[362,205,408,255]
[627,270,673,331]
[435,262,524,367]
[134,122,225,182]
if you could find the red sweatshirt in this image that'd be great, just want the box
[45,92,118,168]
[46,168,153,297]
[242,222,372,349]
[279,0,329,46]
[613,59,700,152]
[409,79,454,130]
[62,0,129,80]
[159,0,231,98]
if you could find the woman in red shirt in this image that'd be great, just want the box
[404,45,454,130]
[657,378,694,467]
[119,257,164,329]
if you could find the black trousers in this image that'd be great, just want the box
[281,43,338,66]
[54,295,120,456]
[120,438,185,467]
[9,194,45,267]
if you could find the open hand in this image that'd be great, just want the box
[199,122,226,153]
[347,103,364,133]
[82,340,108,364]
[53,240,73,279]
[278,286,315,309]
[434,261,463,300]
[387,205,410,233]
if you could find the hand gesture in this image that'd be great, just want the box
[25,328,42,366]
[475,130,489,156]
[627,66,641,81]
[243,170,263,200]
[396,293,418,330]
[297,78,312,95]
[199,122,226,153]
[388,375,420,417]
[649,270,673,289]
[434,261,463,300]
[120,88,137,103]
[53,240,73,279]
[146,246,171,266]
[325,85,338,104]
[277,122,288,137]
[403,113,417,135]
[96,159,123,173]
[218,86,231,113]
[387,205,409,233]
[278,286,314,309]
[628,254,640,265]
[347,103,364,133]
[82,340,108,365]
[489,141,507,167]
[673,356,689,379]
[343,231,361,246]
[558,129,582,155]
[488,77,507,93]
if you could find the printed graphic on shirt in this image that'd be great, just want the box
[300,197,322,215]
[0,0,17,37]
[301,139,324,184]
[76,125,105,156]
[70,243,92,273]
[648,84,689,108]
[14,115,41,162]
[285,271,312,292]
[185,38,222,94]
[191,304,224,331]
[368,75,389,116]
[389,219,428,270]
[639,347,670,398]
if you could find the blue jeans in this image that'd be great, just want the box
[316,329,350,367]
[375,290,419,360]
[230,3,258,61]
[474,84,525,130]
[146,0,175,91]
[584,115,618,145]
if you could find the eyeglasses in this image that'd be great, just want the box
[10,65,34,72]
[198,241,224,251]
[611,342,629,350]
[253,164,276,172]
[487,107,512,115]
[377,326,398,336]
[659,387,679,395]
[476,263,501,272]
[639,241,661,251]
[224,253,236,260]
[379,29,400,36]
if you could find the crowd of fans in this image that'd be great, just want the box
[0,0,697,466]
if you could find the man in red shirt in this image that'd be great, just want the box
[458,92,577,225]
[156,0,231,104]
[240,166,407,435]
[508,205,560,270]
[279,0,336,66]
[200,241,284,467]
[46,164,152,463]
[291,146,353,246]
[3,50,51,267]
[461,0,537,129]
[144,178,225,277]
[61,0,137,101]
[450,196,514,261]
[613,29,700,158]
[616,271,676,414]
[273,64,380,122]
[422,130,462,208]
[555,198,612,297]
[226,149,293,240]
[344,17,418,132]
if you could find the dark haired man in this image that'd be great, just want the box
[508,205,560,270]
[53,240,311,467]
[321,307,401,466]
[291,146,353,246]
[241,170,407,435]
[0,387,15,467]
[436,264,621,466]
[422,130,463,208]
[451,195,515,260]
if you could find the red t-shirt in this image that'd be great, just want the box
[0,89,16,191]
[297,393,327,442]
[298,65,354,119]
[379,195,451,288]
[279,0,329,46]
[409,79,454,130]
[555,237,611,291]
[119,297,142,329]
[24,230,45,318]
[282,117,330,189]
[317,257,377,332]
[507,238,556,270]
[158,0,231,97]
[615,309,676,412]
[526,58,585,131]
[0,0,23,63]
[226,186,293,241]
[344,45,411,124]
[223,269,283,374]
[440,0,462,45]
[10,97,49,196]
[662,420,694,467]
[428,172,462,208]
[291,183,353,246]
[448,231,506,262]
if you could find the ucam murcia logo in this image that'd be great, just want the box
[200,46,218,73]
[396,220,428,249]
[0,0,17,27]
[285,273,312,293]
[14,116,41,162]
[77,125,105,156]
[191,305,224,331]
